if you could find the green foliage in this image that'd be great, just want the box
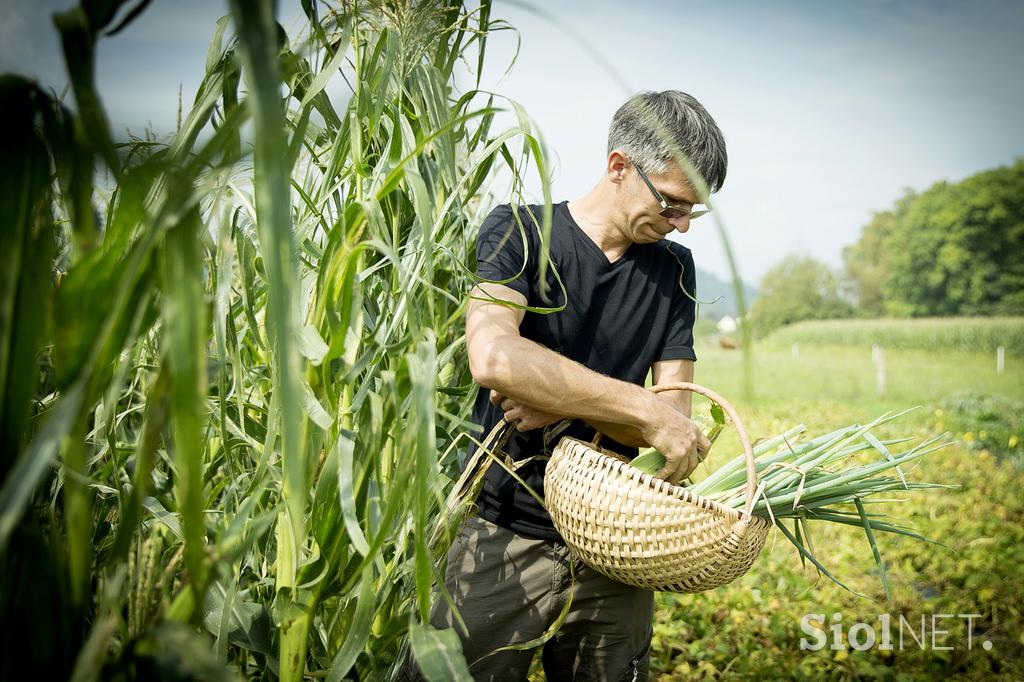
[2,1,550,679]
[651,434,1024,679]
[841,206,901,317]
[931,391,1024,466]
[0,77,61,476]
[645,344,1024,680]
[844,159,1024,317]
[747,255,853,337]
[766,316,1024,354]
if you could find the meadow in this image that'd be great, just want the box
[640,336,1024,680]
[764,317,1024,355]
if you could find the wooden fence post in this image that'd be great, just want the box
[873,345,886,397]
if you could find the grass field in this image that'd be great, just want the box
[763,317,1024,355]
[693,340,1022,422]
[642,341,1024,680]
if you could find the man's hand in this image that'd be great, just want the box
[639,400,711,485]
[489,390,563,432]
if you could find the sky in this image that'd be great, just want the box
[3,0,1022,282]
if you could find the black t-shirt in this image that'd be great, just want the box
[469,201,698,541]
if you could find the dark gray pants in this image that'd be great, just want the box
[403,515,654,681]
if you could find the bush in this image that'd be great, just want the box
[931,391,1024,466]
[747,256,853,337]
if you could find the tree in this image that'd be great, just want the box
[843,159,1024,317]
[748,255,853,336]
[841,190,915,316]
[884,159,1024,316]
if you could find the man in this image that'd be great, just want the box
[421,90,726,681]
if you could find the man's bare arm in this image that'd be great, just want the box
[583,358,696,446]
[468,282,708,482]
[469,283,660,428]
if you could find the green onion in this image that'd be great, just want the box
[627,407,951,597]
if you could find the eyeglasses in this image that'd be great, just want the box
[632,160,710,221]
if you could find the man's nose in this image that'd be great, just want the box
[670,215,691,233]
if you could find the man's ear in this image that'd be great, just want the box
[607,149,628,184]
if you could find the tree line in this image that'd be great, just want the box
[748,158,1024,336]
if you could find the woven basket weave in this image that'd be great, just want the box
[544,382,772,593]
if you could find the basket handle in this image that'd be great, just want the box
[594,381,759,519]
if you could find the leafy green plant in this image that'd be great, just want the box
[649,439,1024,680]
[932,391,1024,465]
[1,1,551,679]
[642,346,1024,680]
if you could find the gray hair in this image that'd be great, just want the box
[608,90,728,194]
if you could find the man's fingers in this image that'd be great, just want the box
[649,421,712,483]
[657,457,686,485]
[489,390,504,406]
[677,442,703,480]
[505,408,539,432]
[686,450,701,477]
[698,433,712,454]
[503,406,534,431]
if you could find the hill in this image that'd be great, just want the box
[695,267,757,321]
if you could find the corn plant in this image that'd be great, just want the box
[1,1,550,679]
[766,316,1024,354]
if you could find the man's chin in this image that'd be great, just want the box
[630,224,667,244]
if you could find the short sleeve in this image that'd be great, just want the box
[658,246,698,362]
[474,204,535,299]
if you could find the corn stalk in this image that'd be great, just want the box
[1,1,549,679]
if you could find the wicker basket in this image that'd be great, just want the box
[544,382,772,593]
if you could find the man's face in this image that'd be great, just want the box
[616,158,702,244]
